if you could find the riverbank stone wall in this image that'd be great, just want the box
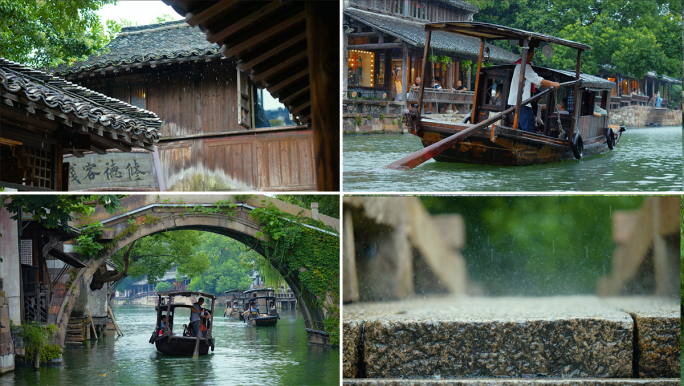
[0,289,14,374]
[609,106,682,127]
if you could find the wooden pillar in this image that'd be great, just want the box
[512,40,529,130]
[401,43,409,108]
[571,49,582,138]
[417,30,432,116]
[470,39,485,124]
[306,1,339,191]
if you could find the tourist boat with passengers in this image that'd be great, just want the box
[149,290,216,356]
[243,288,279,327]
[388,22,625,169]
[224,289,246,320]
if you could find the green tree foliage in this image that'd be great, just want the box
[465,0,682,78]
[187,233,253,295]
[275,195,340,218]
[112,230,207,285]
[0,0,117,67]
[155,281,172,292]
[0,195,121,234]
[421,196,645,296]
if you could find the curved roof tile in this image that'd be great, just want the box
[53,20,220,76]
[1,58,162,144]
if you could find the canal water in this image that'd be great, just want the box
[5,305,339,386]
[343,126,682,191]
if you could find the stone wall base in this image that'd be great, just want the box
[609,106,682,127]
[0,293,13,373]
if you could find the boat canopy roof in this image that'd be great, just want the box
[244,288,274,294]
[424,22,591,51]
[157,290,217,300]
[224,289,246,295]
[245,296,277,301]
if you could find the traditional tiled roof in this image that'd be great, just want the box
[1,58,162,145]
[439,0,479,13]
[345,8,518,63]
[53,20,220,76]
[644,71,682,85]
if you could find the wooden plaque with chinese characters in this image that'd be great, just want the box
[65,150,159,191]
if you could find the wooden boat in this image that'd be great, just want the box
[149,290,216,356]
[390,22,625,169]
[224,289,246,321]
[243,289,279,327]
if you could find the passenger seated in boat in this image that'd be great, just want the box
[490,88,504,110]
[159,315,167,336]
[557,102,569,114]
[593,103,607,118]
[269,302,277,316]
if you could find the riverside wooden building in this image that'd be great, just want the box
[343,0,518,101]
[0,58,162,191]
[55,19,318,191]
[599,70,682,109]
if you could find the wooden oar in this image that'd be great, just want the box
[385,81,579,170]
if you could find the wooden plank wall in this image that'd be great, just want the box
[157,129,316,191]
[147,63,240,137]
[77,61,316,191]
[579,116,607,140]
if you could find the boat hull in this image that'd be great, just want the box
[414,121,621,166]
[226,310,244,321]
[247,315,279,327]
[154,335,211,356]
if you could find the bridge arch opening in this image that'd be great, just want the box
[56,197,339,348]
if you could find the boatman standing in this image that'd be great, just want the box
[190,297,211,337]
[508,48,560,132]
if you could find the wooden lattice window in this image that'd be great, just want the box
[20,239,33,265]
[25,146,53,189]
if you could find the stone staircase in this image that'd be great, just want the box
[646,108,667,125]
[343,296,679,385]
[64,317,86,347]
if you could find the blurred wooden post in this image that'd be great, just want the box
[306,1,339,191]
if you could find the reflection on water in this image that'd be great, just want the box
[5,306,338,386]
[343,126,682,191]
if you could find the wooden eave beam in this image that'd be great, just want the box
[88,133,132,153]
[185,1,238,27]
[0,124,59,145]
[290,100,311,115]
[238,31,307,71]
[268,68,309,94]
[347,43,404,50]
[279,84,310,105]
[205,2,283,44]
[89,144,107,155]
[220,11,306,59]
[251,50,308,83]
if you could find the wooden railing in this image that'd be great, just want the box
[406,86,474,104]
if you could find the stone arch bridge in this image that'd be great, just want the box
[50,195,339,347]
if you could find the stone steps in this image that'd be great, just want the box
[343,296,678,382]
[64,317,86,347]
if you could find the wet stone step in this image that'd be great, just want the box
[603,297,680,378]
[344,296,676,379]
[343,379,679,385]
